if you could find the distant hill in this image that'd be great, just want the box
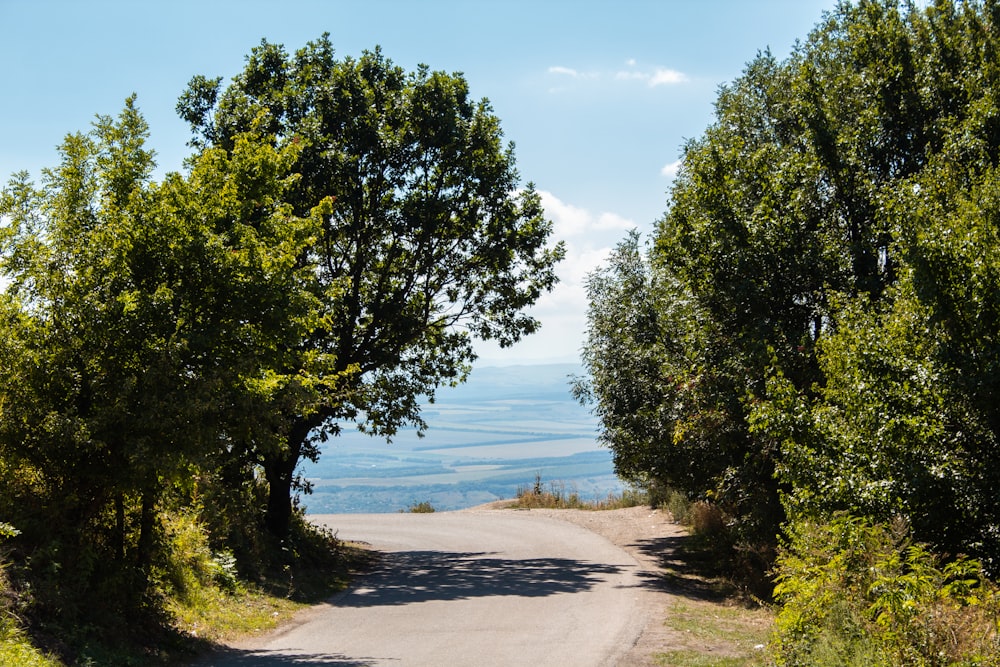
[431,363,585,401]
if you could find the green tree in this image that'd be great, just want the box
[178,35,564,538]
[583,0,1000,570]
[0,97,330,618]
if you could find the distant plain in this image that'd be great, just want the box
[299,364,623,513]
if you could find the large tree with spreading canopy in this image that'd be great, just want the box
[178,35,564,538]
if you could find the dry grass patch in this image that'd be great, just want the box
[512,475,649,510]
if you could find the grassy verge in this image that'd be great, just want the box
[655,598,772,667]
[649,524,773,667]
[1,521,375,666]
[0,624,61,667]
[166,531,376,658]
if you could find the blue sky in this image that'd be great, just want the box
[1,0,839,365]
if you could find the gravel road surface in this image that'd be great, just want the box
[197,506,680,666]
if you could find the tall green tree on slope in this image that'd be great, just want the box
[582,0,1000,568]
[0,97,326,615]
[178,36,564,538]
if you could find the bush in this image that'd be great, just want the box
[770,514,1000,666]
[159,509,241,600]
[404,501,436,513]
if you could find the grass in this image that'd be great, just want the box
[511,474,649,510]
[0,624,61,667]
[655,651,760,667]
[0,520,376,666]
[645,491,775,667]
[166,583,310,643]
[167,527,375,658]
[655,599,772,666]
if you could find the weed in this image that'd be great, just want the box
[662,488,693,524]
[0,608,59,667]
[655,651,761,667]
[402,501,436,513]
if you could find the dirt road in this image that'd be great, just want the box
[199,506,683,666]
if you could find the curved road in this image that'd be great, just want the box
[202,509,650,666]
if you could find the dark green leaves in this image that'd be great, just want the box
[583,0,1000,569]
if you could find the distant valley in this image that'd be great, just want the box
[299,364,623,513]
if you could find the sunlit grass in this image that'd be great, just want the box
[655,599,772,667]
[0,625,60,667]
[655,650,759,667]
[166,584,308,642]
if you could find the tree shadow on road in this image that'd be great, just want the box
[335,550,625,607]
[197,649,380,665]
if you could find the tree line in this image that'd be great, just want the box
[580,0,1000,583]
[0,34,563,646]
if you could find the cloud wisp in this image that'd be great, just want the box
[661,159,682,180]
[548,59,689,90]
[475,192,638,365]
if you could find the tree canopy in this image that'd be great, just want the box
[0,37,562,646]
[178,35,564,538]
[580,0,1000,571]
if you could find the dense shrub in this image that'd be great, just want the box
[770,514,1000,666]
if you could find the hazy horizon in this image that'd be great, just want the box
[298,363,619,513]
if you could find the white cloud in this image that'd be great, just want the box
[541,191,592,237]
[540,190,636,238]
[649,68,688,86]
[596,211,636,233]
[549,61,688,89]
[474,193,637,366]
[548,65,579,77]
[661,159,682,180]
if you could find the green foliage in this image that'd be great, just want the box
[0,628,60,667]
[0,557,60,667]
[770,514,1000,666]
[179,34,564,539]
[158,509,241,600]
[581,0,1000,581]
[404,501,437,513]
[0,95,328,650]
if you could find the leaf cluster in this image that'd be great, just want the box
[771,515,1000,666]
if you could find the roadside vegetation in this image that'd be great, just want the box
[576,1,1000,663]
[0,512,373,665]
[5,1,1000,664]
[403,501,437,513]
[512,474,650,510]
[0,35,560,664]
[655,599,772,667]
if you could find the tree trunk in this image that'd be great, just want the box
[262,417,315,541]
[263,447,299,541]
[136,490,157,572]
